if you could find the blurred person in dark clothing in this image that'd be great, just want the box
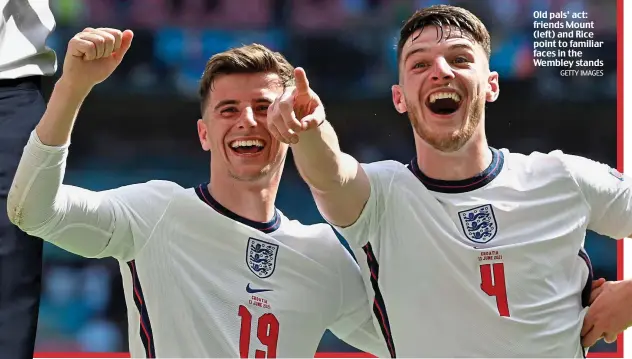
[0,1,56,358]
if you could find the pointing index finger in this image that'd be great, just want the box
[294,67,310,94]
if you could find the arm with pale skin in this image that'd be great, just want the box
[267,68,381,249]
[290,120,371,229]
[6,28,172,262]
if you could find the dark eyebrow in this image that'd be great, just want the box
[254,98,273,104]
[214,98,273,111]
[214,100,238,111]
[403,47,428,64]
[403,43,475,64]
[448,43,475,52]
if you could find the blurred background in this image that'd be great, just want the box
[35,0,618,354]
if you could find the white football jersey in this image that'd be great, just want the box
[8,132,388,358]
[334,147,632,358]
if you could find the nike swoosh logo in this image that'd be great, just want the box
[246,283,273,294]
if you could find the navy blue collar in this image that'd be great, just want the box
[408,148,504,193]
[194,183,281,233]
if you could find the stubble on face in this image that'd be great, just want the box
[406,91,485,153]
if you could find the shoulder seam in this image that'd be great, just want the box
[553,154,592,213]
[130,184,180,260]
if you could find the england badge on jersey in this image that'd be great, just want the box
[247,238,279,278]
[458,204,498,243]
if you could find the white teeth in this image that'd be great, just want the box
[429,92,461,103]
[230,140,265,148]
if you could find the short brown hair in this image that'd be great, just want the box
[397,5,491,63]
[199,43,295,109]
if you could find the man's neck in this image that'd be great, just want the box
[415,132,492,181]
[208,173,279,223]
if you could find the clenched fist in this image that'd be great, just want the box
[267,68,325,144]
[60,28,133,93]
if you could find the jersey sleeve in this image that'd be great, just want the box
[327,234,389,358]
[555,152,632,239]
[331,160,401,248]
[7,131,179,261]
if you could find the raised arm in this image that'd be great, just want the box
[267,68,370,228]
[37,28,133,146]
[5,28,159,261]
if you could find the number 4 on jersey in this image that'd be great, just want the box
[479,263,510,317]
[238,305,280,358]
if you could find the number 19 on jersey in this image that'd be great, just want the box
[238,305,280,358]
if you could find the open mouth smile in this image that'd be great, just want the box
[229,139,266,155]
[426,91,462,115]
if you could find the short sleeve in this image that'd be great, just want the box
[556,152,632,239]
[331,160,402,248]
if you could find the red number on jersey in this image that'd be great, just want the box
[238,305,280,358]
[479,263,510,317]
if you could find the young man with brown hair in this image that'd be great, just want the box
[7,28,387,358]
[268,4,630,357]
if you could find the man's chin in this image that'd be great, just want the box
[229,167,271,182]
[423,111,466,129]
[416,129,472,153]
[412,118,475,153]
